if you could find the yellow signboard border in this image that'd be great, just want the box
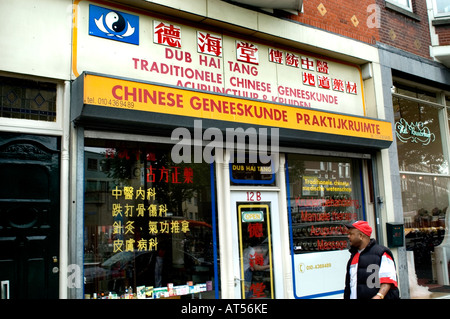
[82,74,393,142]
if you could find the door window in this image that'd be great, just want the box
[231,191,282,299]
[237,202,274,299]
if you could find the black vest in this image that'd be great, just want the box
[344,239,400,299]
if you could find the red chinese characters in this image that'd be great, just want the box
[301,56,314,71]
[346,81,358,94]
[248,223,264,238]
[332,78,345,92]
[197,31,223,57]
[236,41,259,65]
[249,282,266,298]
[249,252,265,268]
[302,72,316,87]
[147,165,194,184]
[154,20,181,48]
[318,75,331,90]
[268,48,283,64]
[286,53,300,68]
[316,60,329,74]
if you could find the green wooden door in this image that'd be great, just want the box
[0,133,60,299]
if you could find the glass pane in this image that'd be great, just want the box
[396,0,411,8]
[0,76,56,122]
[393,97,448,174]
[403,174,449,283]
[83,139,218,299]
[436,0,450,14]
[286,154,364,254]
[394,82,437,104]
[237,202,274,299]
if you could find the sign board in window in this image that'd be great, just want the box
[230,155,275,186]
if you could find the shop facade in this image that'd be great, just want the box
[66,0,396,299]
[1,0,428,299]
[378,43,450,297]
[70,74,392,299]
[0,0,72,299]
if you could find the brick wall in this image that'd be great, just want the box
[283,0,433,60]
[435,25,450,45]
[379,0,432,59]
[284,0,379,44]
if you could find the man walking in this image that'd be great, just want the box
[344,221,400,299]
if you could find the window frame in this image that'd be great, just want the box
[433,0,450,18]
[81,136,220,299]
[386,0,413,12]
[0,72,64,135]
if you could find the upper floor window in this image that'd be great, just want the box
[0,76,56,122]
[434,0,450,17]
[387,0,413,12]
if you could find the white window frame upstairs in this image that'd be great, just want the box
[434,0,450,18]
[386,0,413,12]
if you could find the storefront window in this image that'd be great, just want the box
[286,154,364,298]
[393,82,450,291]
[393,85,448,174]
[403,174,449,283]
[83,138,218,299]
[286,154,363,254]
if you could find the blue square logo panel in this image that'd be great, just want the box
[89,4,139,45]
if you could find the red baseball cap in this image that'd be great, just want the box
[346,221,372,237]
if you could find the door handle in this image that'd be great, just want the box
[1,280,9,299]
[234,276,244,287]
[52,256,59,273]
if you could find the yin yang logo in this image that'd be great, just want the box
[94,11,135,38]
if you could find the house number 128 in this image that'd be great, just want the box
[246,191,261,201]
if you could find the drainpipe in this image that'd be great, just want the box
[59,80,71,298]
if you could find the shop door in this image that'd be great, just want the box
[0,134,60,299]
[231,191,283,299]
